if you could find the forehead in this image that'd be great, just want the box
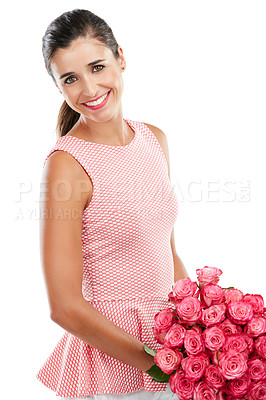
[50,37,113,77]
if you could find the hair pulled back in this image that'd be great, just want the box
[42,9,120,137]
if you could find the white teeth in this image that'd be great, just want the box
[84,91,109,106]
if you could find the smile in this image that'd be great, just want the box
[82,90,111,110]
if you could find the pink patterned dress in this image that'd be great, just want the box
[36,119,178,398]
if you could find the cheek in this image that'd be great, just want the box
[106,69,123,88]
[63,87,80,102]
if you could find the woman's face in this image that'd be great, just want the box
[50,36,126,123]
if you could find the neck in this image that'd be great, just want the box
[77,111,132,146]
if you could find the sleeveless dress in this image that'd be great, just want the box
[36,119,178,398]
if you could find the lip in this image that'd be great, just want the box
[82,90,111,110]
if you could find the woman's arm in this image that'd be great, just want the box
[171,228,189,281]
[144,122,189,281]
[39,151,154,372]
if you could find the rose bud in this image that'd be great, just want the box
[196,266,223,289]
[201,283,224,307]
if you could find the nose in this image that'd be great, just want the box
[81,75,98,98]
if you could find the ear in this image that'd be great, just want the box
[117,45,126,71]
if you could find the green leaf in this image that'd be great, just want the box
[222,286,235,290]
[144,344,157,357]
[145,363,171,382]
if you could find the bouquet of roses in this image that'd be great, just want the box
[144,267,266,399]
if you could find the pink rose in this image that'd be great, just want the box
[194,380,216,400]
[255,335,266,359]
[218,350,248,380]
[227,301,254,324]
[171,277,198,301]
[181,354,208,381]
[212,349,222,365]
[245,316,266,337]
[216,391,226,400]
[154,308,175,331]
[242,332,255,354]
[247,380,266,399]
[225,372,251,397]
[170,370,195,400]
[248,358,266,381]
[184,330,205,355]
[164,323,186,348]
[220,318,240,335]
[169,369,182,394]
[244,294,265,315]
[177,296,202,325]
[153,326,168,344]
[196,266,222,288]
[205,364,226,390]
[201,304,227,327]
[190,325,202,334]
[222,334,248,353]
[153,308,175,344]
[203,326,226,351]
[154,347,182,374]
[224,288,244,304]
[201,283,224,307]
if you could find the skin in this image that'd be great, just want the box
[41,35,188,373]
[50,36,134,145]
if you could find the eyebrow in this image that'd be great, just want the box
[59,59,107,80]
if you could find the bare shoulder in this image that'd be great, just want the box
[143,122,170,170]
[143,122,167,142]
[42,150,93,211]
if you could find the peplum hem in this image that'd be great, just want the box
[36,297,175,398]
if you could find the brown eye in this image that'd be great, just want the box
[64,76,77,84]
[93,65,105,72]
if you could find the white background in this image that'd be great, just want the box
[1,0,266,398]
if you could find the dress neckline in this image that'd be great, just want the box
[60,118,137,149]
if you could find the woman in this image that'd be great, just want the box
[36,8,188,400]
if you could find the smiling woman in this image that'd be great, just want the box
[36,8,185,400]
[50,36,126,135]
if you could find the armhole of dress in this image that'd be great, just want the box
[43,148,95,213]
[141,122,169,172]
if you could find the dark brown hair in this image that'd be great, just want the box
[42,9,120,137]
